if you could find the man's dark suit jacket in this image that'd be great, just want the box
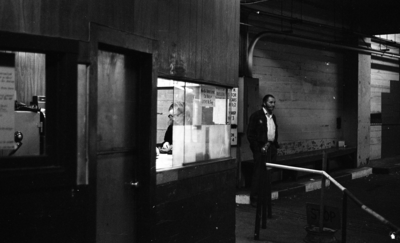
[247,109,279,153]
[247,108,279,199]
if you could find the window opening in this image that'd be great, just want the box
[0,51,46,157]
[156,78,231,170]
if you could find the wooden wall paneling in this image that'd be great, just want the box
[97,50,137,151]
[2,188,85,242]
[170,0,179,76]
[212,0,222,82]
[154,168,236,242]
[225,0,233,85]
[201,0,214,81]
[133,0,157,38]
[23,1,40,34]
[39,0,87,40]
[94,26,155,54]
[174,0,190,77]
[57,0,88,39]
[0,1,27,33]
[14,52,45,104]
[156,0,174,76]
[116,0,126,30]
[194,0,203,79]
[35,53,46,97]
[180,0,196,79]
[15,52,26,103]
[155,0,239,85]
[91,0,156,39]
[187,0,198,79]
[226,0,240,87]
[25,52,35,102]
[0,1,88,40]
[155,188,235,242]
[92,0,126,31]
[40,1,61,37]
[90,0,114,28]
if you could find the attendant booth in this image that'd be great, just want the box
[156,78,232,170]
[153,77,237,242]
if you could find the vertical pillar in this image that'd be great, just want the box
[358,38,371,166]
[342,38,371,167]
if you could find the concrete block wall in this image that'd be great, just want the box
[251,37,344,156]
[239,9,400,165]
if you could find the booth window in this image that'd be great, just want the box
[0,52,46,157]
[0,33,78,188]
[156,78,231,170]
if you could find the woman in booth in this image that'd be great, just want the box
[158,101,191,153]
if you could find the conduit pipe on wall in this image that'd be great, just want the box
[247,31,400,77]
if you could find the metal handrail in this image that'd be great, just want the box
[266,162,400,242]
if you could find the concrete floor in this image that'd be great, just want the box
[235,157,400,242]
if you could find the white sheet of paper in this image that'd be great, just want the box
[0,66,16,149]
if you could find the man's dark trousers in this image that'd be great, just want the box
[251,145,277,200]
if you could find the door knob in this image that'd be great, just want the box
[128,181,139,188]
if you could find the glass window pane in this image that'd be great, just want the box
[156,78,231,170]
[0,52,46,157]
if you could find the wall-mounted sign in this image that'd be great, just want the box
[201,86,215,107]
[215,87,226,99]
[230,88,238,125]
[0,53,16,149]
[230,88,238,146]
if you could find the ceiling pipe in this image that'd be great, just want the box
[247,31,400,77]
[242,6,400,50]
[243,7,342,33]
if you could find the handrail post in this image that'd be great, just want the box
[342,191,348,243]
[319,151,327,231]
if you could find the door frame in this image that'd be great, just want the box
[0,32,79,189]
[86,24,158,242]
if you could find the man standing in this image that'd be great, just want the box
[247,94,279,206]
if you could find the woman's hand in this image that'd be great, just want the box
[162,142,170,149]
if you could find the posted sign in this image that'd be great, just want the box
[201,86,215,107]
[306,203,341,229]
[0,53,16,149]
[230,88,238,146]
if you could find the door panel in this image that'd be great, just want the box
[96,50,138,243]
[97,51,137,151]
[97,154,136,242]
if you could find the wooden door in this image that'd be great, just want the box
[96,50,139,242]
